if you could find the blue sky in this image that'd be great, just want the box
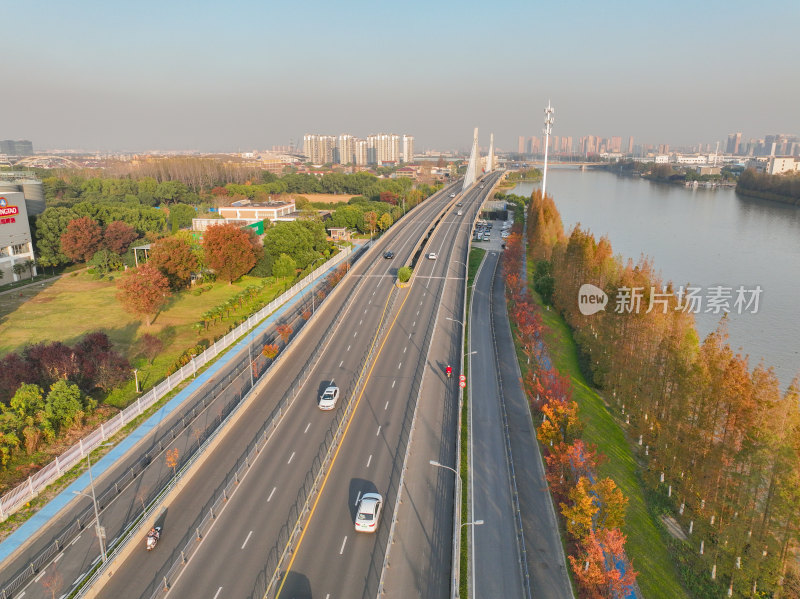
[3,0,798,152]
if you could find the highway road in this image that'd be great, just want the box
[98,181,464,599]
[273,178,496,599]
[378,170,503,599]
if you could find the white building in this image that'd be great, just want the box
[765,156,800,175]
[0,191,37,281]
[402,135,414,163]
[675,155,708,165]
[654,155,670,164]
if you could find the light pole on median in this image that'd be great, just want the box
[462,519,484,528]
[73,442,113,564]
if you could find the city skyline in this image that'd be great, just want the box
[3,0,798,152]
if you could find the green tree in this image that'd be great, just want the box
[261,221,317,268]
[378,212,393,231]
[363,211,378,237]
[45,380,84,431]
[9,383,46,420]
[202,223,260,283]
[169,203,196,231]
[397,266,412,283]
[89,249,123,273]
[35,207,78,268]
[272,253,297,281]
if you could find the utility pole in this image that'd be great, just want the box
[542,100,555,199]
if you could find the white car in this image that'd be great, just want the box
[427,252,437,260]
[355,492,383,533]
[318,384,339,410]
[449,192,456,198]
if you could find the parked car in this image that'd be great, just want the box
[318,384,340,410]
[354,492,383,533]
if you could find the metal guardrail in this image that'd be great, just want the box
[0,248,352,524]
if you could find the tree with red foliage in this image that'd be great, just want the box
[103,221,138,254]
[24,342,81,386]
[136,333,164,364]
[202,224,259,283]
[148,235,198,289]
[262,344,279,360]
[74,332,130,392]
[60,217,103,262]
[116,264,171,325]
[380,191,399,205]
[210,186,229,197]
[276,324,293,344]
[569,529,637,599]
[0,353,40,402]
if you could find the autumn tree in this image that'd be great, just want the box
[378,212,393,231]
[202,223,260,283]
[137,333,164,364]
[148,235,198,289]
[363,211,378,237]
[166,447,179,476]
[262,344,279,360]
[276,324,293,344]
[562,477,598,541]
[103,220,138,254]
[116,264,171,325]
[60,216,103,262]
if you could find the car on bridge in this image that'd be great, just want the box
[449,193,456,198]
[427,252,437,260]
[383,251,394,259]
[318,384,340,410]
[355,492,383,533]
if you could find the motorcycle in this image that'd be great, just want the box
[446,366,452,379]
[146,526,161,551]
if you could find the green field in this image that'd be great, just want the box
[525,264,689,599]
[0,270,285,405]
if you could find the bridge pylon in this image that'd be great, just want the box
[463,127,478,192]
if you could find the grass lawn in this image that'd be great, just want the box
[0,270,286,404]
[525,264,688,599]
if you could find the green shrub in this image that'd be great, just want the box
[397,266,412,283]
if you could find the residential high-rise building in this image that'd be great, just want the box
[336,134,356,165]
[367,133,401,164]
[610,136,622,153]
[726,132,742,155]
[402,135,414,163]
[518,136,525,154]
[303,134,336,164]
[355,139,369,165]
[627,136,634,153]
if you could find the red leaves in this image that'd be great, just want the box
[116,264,171,325]
[202,223,259,283]
[60,216,103,262]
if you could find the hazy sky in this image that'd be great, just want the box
[3,0,798,152]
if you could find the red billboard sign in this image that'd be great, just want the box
[0,197,18,224]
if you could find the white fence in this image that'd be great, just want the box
[0,247,352,521]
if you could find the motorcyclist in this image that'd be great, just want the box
[446,365,452,378]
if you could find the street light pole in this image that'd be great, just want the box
[134,369,139,393]
[74,445,111,564]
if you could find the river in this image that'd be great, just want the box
[508,171,800,390]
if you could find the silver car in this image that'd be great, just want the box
[355,492,383,533]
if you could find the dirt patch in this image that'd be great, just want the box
[660,515,688,541]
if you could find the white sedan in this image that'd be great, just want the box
[427,252,437,260]
[318,384,339,410]
[355,492,383,533]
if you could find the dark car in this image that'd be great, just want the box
[383,251,394,259]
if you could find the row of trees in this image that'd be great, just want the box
[527,189,800,597]
[503,230,637,598]
[737,168,800,205]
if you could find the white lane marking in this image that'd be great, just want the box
[74,574,84,585]
[398,362,402,369]
[359,319,363,325]
[403,346,407,353]
[419,300,423,305]
[34,571,45,583]
[416,310,420,316]
[355,491,362,506]
[384,401,389,410]
[213,587,223,599]
[408,332,412,339]
[353,331,358,338]
[241,530,253,549]
[71,534,82,546]
[376,426,381,436]
[326,595,330,599]
[339,360,344,368]
[364,308,367,314]
[339,536,348,555]
[347,345,351,352]
[288,451,295,464]
[267,487,276,502]
[17,593,25,599]
[366,454,372,468]
[391,380,396,388]
[304,422,311,433]
[54,552,63,563]
[372,290,376,296]
[92,555,101,565]
[412,321,416,327]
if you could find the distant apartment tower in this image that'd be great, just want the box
[610,136,622,153]
[354,139,369,165]
[518,136,525,154]
[402,135,414,163]
[303,134,336,164]
[627,136,634,153]
[367,133,400,164]
[726,132,742,155]
[337,134,356,165]
[0,140,33,156]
